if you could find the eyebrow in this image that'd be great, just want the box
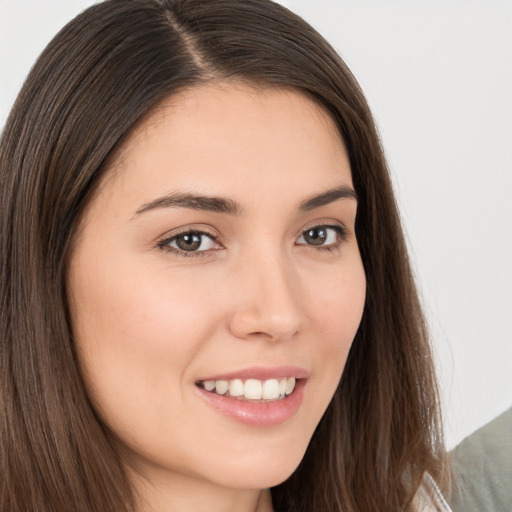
[135,193,243,216]
[134,185,358,217]
[298,185,358,211]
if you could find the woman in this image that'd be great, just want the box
[0,0,450,510]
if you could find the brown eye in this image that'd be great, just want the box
[160,231,219,253]
[175,233,203,251]
[296,225,345,248]
[302,227,328,246]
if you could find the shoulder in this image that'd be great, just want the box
[450,406,512,512]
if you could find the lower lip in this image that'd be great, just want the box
[196,379,307,427]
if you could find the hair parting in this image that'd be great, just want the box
[0,1,448,510]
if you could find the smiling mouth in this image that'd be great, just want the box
[196,377,297,402]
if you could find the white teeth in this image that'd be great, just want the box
[262,379,280,400]
[285,377,296,395]
[215,380,229,395]
[202,376,298,400]
[279,378,287,397]
[204,380,215,392]
[244,379,263,399]
[229,379,244,397]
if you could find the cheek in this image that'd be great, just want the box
[312,264,366,351]
[300,260,366,422]
[72,253,214,354]
[68,253,220,428]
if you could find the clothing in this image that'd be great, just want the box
[413,473,453,512]
[450,406,512,512]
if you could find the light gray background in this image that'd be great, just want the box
[1,0,511,449]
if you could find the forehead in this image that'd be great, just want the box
[98,82,352,213]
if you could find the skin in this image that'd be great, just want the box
[68,82,366,512]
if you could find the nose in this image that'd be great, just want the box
[227,251,303,342]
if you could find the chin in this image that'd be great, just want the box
[204,441,308,491]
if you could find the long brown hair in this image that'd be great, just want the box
[0,1,448,510]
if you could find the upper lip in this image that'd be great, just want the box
[197,365,310,382]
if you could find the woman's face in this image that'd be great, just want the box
[68,83,366,496]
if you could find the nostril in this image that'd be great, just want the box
[247,331,271,338]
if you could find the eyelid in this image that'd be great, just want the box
[296,220,348,239]
[157,224,219,242]
[155,220,349,258]
[156,225,224,257]
[295,220,349,250]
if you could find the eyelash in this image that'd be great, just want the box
[157,223,348,258]
[295,224,347,252]
[157,228,221,259]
